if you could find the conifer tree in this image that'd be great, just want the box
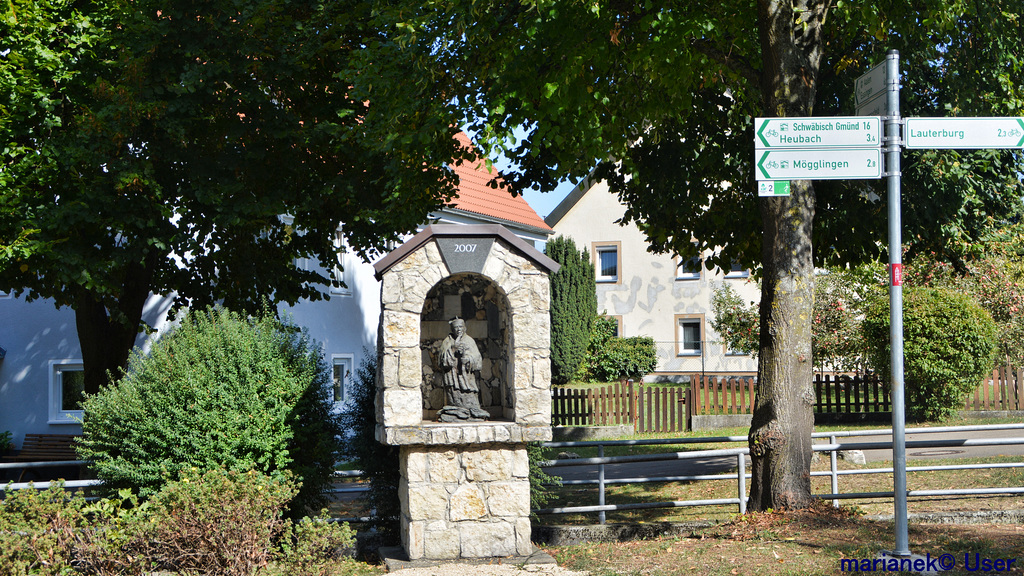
[545,236,597,385]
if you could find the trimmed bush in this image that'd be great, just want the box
[862,287,998,420]
[546,235,597,384]
[77,306,343,515]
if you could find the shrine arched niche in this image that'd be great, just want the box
[419,272,512,422]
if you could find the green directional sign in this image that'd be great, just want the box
[905,117,1024,149]
[755,148,882,181]
[755,117,881,149]
[758,181,791,197]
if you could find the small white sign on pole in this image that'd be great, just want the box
[855,62,886,105]
[758,181,791,196]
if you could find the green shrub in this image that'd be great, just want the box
[526,442,560,516]
[338,351,401,542]
[862,287,998,420]
[276,510,356,576]
[140,468,296,576]
[0,430,12,456]
[73,489,152,576]
[579,316,658,381]
[77,306,343,516]
[0,482,87,575]
[546,235,597,384]
[1,472,355,576]
[710,282,760,357]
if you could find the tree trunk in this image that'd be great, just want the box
[747,0,826,511]
[75,253,157,395]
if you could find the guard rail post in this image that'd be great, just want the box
[737,452,746,514]
[830,434,840,507]
[598,444,606,525]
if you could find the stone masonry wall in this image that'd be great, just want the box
[399,444,532,560]
[377,238,553,437]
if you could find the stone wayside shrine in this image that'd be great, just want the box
[372,224,558,563]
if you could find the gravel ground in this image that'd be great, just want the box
[388,563,589,576]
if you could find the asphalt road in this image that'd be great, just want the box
[542,427,1024,483]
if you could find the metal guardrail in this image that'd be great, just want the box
[537,423,1024,524]
[5,424,1024,528]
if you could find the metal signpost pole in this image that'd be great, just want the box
[884,49,911,557]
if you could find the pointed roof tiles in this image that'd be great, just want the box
[447,132,552,234]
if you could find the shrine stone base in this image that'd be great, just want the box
[398,442,533,560]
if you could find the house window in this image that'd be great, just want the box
[49,360,85,424]
[725,261,749,278]
[594,243,621,283]
[675,315,703,356]
[676,255,702,280]
[331,354,355,405]
[331,229,353,296]
[607,315,623,337]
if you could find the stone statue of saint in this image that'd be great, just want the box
[436,317,490,422]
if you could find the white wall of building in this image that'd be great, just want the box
[549,179,760,381]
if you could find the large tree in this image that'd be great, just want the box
[0,0,468,393]
[363,0,1023,509]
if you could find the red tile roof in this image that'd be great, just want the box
[448,132,552,232]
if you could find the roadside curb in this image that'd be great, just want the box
[532,509,1024,546]
[865,509,1024,525]
[532,521,717,546]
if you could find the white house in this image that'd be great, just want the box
[546,177,760,381]
[0,132,552,450]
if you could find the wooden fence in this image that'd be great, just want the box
[966,365,1022,411]
[550,366,1024,432]
[814,374,890,414]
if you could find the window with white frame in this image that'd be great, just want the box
[49,360,85,423]
[594,243,620,283]
[331,229,353,296]
[676,315,703,356]
[676,255,702,280]
[331,354,355,405]
[724,260,749,278]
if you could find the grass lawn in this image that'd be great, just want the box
[544,501,1024,575]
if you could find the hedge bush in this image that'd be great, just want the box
[77,306,343,515]
[862,287,998,420]
[578,316,658,381]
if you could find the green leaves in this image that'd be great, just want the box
[78,307,343,515]
[863,287,998,421]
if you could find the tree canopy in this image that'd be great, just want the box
[359,0,1023,510]
[1,0,468,392]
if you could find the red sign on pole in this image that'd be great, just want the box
[891,263,904,287]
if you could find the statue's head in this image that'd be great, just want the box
[449,317,466,337]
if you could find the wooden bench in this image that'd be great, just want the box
[1,433,83,482]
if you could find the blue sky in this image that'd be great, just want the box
[520,184,575,220]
